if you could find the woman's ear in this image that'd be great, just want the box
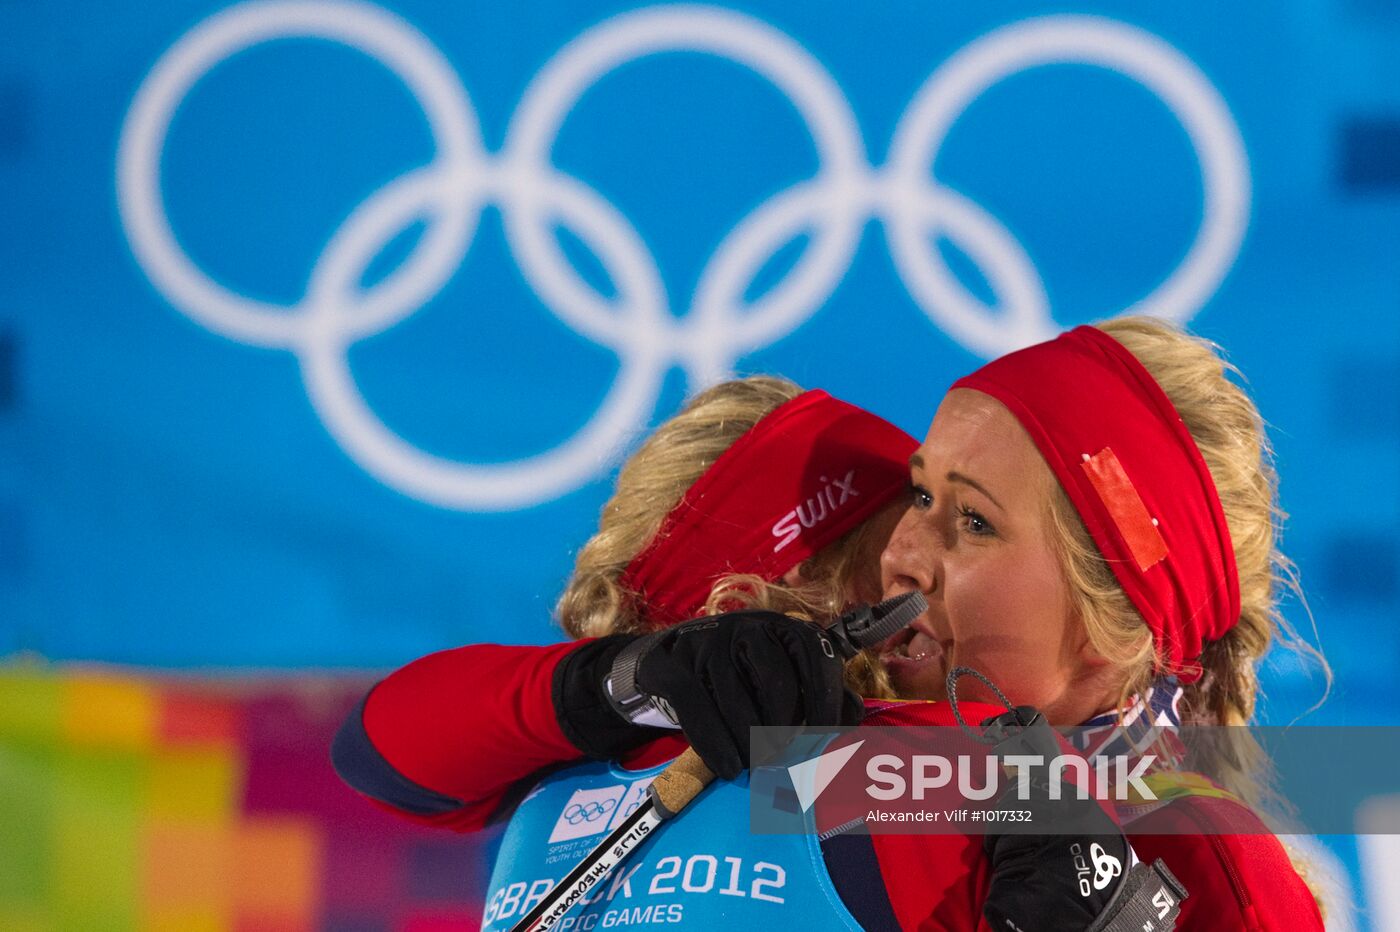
[1075,631,1153,671]
[1075,632,1113,669]
[781,564,807,587]
[1072,627,1150,705]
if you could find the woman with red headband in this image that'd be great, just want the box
[333,377,915,832]
[878,317,1326,929]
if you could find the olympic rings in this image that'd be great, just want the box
[117,1,1250,510]
[564,798,618,824]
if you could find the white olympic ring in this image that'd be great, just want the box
[117,0,1251,511]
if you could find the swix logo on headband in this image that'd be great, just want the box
[772,469,861,552]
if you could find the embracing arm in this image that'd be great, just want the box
[334,612,864,831]
[332,641,587,833]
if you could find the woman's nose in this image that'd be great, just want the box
[880,509,938,595]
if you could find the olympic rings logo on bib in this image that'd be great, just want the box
[117,1,1250,511]
[564,800,617,825]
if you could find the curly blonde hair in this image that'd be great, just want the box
[557,375,897,699]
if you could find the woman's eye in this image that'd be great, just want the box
[909,483,933,510]
[958,504,995,536]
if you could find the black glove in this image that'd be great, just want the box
[981,798,1134,930]
[977,707,1187,931]
[553,612,864,780]
[984,825,1186,932]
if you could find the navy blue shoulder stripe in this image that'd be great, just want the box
[819,831,902,932]
[330,692,466,816]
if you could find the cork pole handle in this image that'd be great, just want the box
[647,747,716,819]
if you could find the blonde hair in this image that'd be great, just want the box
[1046,316,1328,911]
[705,513,898,700]
[557,375,896,699]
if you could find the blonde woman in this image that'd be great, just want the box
[879,317,1325,930]
[333,377,915,832]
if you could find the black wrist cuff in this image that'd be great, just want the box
[1086,858,1187,932]
[553,635,668,759]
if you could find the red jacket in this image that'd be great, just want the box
[334,642,1322,931]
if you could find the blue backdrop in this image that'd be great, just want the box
[3,1,1398,924]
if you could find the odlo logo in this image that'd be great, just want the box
[1070,842,1122,897]
[772,470,860,552]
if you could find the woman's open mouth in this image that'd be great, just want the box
[878,626,947,677]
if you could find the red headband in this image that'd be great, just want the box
[953,326,1240,682]
[620,390,918,627]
